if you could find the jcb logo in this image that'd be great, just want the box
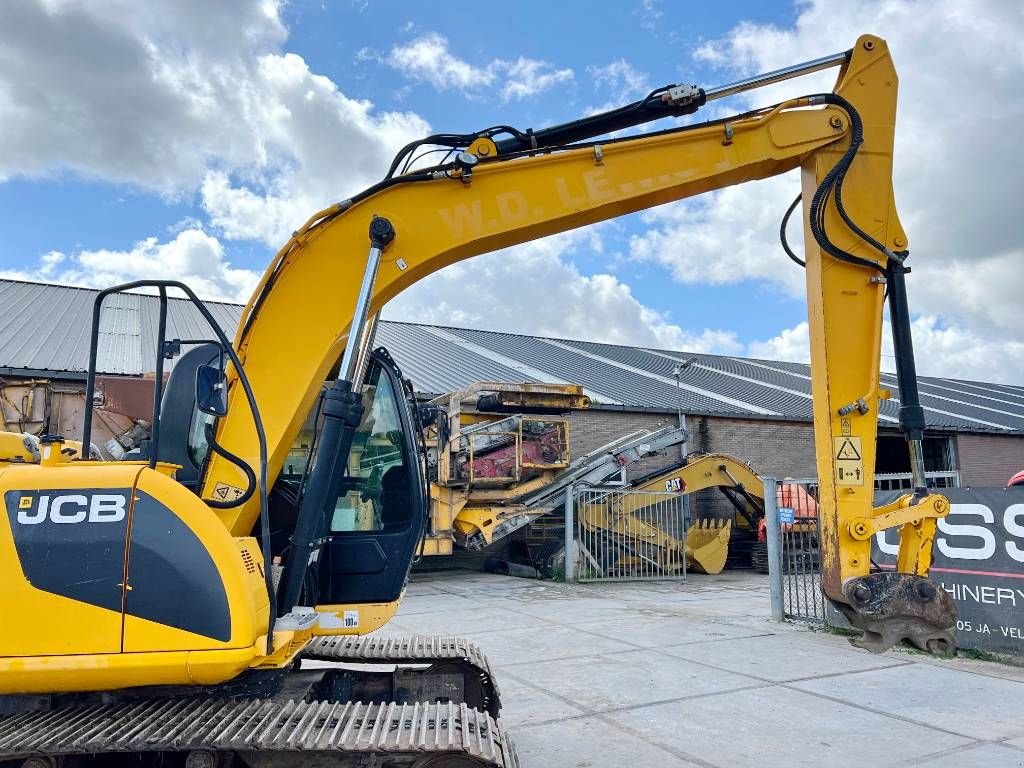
[17,494,127,525]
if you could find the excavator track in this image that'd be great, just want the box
[0,698,519,767]
[303,635,501,719]
[0,635,516,767]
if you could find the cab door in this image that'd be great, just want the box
[317,351,425,606]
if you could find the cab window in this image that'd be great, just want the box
[187,406,215,469]
[328,361,412,533]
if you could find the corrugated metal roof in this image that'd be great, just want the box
[0,278,1020,435]
[0,280,242,376]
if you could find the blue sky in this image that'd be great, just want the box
[1,0,1021,381]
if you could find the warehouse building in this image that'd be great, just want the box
[1,278,1023,490]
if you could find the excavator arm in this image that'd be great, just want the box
[201,34,955,652]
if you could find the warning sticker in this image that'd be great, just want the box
[213,482,246,502]
[834,436,864,486]
[343,610,359,629]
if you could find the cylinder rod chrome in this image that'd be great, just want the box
[338,217,395,387]
[909,440,928,493]
[338,246,382,385]
[704,50,850,103]
[351,311,381,390]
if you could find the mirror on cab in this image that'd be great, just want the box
[195,364,228,417]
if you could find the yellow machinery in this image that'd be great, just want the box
[576,453,823,577]
[421,381,585,556]
[418,380,692,560]
[578,453,765,576]
[0,36,958,767]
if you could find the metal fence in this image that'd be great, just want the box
[569,486,687,582]
[762,477,828,624]
[874,470,960,491]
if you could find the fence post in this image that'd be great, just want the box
[563,484,576,583]
[763,475,784,622]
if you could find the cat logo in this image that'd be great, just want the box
[664,477,685,492]
[16,494,128,525]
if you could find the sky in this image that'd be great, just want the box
[0,0,1022,383]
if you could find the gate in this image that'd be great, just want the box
[774,478,827,624]
[571,487,687,582]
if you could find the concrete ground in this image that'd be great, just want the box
[391,570,1024,768]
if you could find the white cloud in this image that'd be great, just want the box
[384,229,743,354]
[637,0,663,33]
[387,33,573,102]
[197,52,430,246]
[0,0,286,190]
[0,0,429,246]
[749,317,1024,385]
[0,229,259,302]
[387,32,490,91]
[629,173,807,295]
[500,58,574,101]
[747,321,809,363]
[588,58,650,105]
[629,0,1024,381]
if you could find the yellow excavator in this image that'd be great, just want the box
[576,454,825,577]
[0,35,958,767]
[577,453,765,576]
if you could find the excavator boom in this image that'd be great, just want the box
[197,34,954,650]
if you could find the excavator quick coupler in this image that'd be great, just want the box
[836,572,958,655]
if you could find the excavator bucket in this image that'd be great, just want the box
[685,518,732,575]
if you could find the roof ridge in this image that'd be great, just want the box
[0,278,245,309]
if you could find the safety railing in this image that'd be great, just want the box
[874,470,960,491]
[570,486,687,582]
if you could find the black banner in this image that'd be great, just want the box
[873,487,1024,656]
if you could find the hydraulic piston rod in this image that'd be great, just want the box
[339,217,394,387]
[703,50,850,103]
[494,50,850,156]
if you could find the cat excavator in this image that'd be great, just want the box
[0,35,958,767]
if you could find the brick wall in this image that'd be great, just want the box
[566,409,682,482]
[956,433,1024,487]
[568,410,818,480]
[697,416,818,478]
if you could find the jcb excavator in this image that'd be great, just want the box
[0,35,958,767]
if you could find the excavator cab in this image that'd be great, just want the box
[150,346,426,612]
[91,282,426,617]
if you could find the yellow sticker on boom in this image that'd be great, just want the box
[834,436,863,486]
[213,482,246,502]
